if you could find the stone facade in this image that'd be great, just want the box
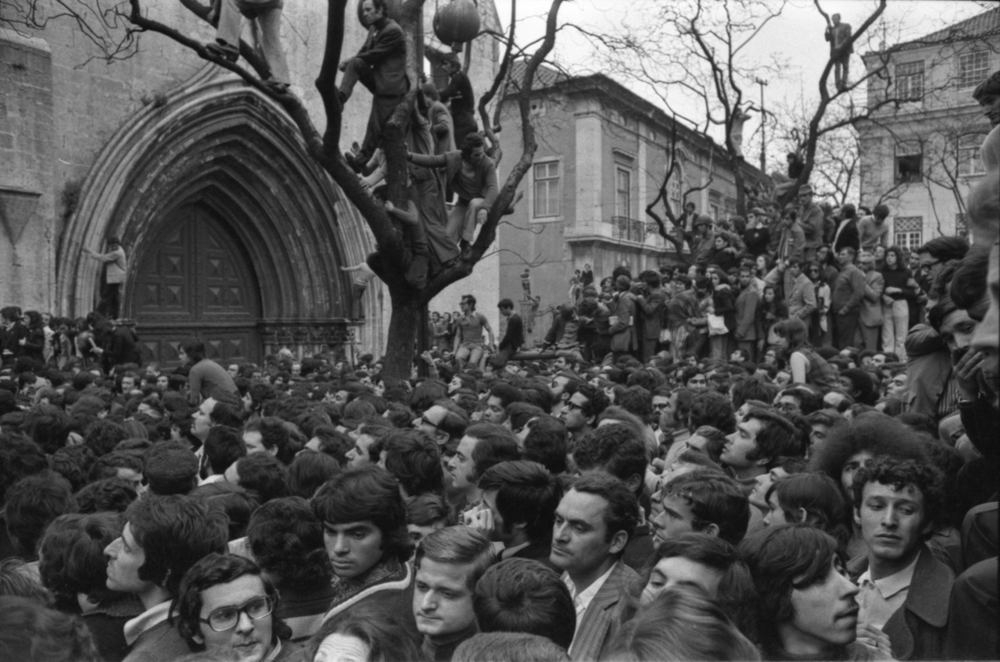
[0,0,501,361]
[857,8,999,250]
[496,67,767,345]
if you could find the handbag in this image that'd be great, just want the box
[707,314,728,337]
[659,327,672,343]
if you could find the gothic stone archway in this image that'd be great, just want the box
[57,74,375,360]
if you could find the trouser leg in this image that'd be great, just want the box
[216,0,243,45]
[254,6,290,84]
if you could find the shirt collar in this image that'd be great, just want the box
[564,562,617,611]
[859,550,921,600]
[500,541,532,560]
[123,600,172,646]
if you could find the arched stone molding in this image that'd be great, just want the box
[56,68,383,355]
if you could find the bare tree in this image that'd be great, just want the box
[581,0,787,219]
[7,0,569,377]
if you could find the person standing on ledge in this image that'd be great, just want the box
[84,236,127,320]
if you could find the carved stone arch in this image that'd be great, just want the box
[57,70,379,358]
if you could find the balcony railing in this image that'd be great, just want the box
[612,216,658,243]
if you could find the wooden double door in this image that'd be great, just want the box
[130,206,262,367]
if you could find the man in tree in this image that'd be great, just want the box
[205,0,291,94]
[422,83,455,156]
[409,134,499,253]
[825,13,853,92]
[438,52,478,152]
[338,0,409,170]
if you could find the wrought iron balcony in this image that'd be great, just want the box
[611,216,658,243]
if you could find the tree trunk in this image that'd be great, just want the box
[382,287,422,378]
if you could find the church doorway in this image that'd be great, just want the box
[129,204,262,367]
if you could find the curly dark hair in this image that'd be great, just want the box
[246,497,333,589]
[850,456,945,531]
[808,413,928,496]
[173,553,291,651]
[38,512,124,611]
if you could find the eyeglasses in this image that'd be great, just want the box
[564,401,584,412]
[652,402,670,411]
[200,595,273,632]
[417,415,442,431]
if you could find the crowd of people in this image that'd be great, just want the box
[0,201,997,661]
[0,34,998,662]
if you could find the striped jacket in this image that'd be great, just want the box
[568,561,639,662]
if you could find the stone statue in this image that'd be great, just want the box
[825,13,853,92]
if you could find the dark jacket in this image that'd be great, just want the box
[499,313,524,352]
[904,325,952,418]
[851,546,955,661]
[356,17,408,96]
[711,284,737,333]
[884,547,954,661]
[636,289,666,337]
[608,292,637,352]
[832,218,861,254]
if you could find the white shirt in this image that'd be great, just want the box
[562,563,616,641]
[123,600,172,646]
[857,551,920,629]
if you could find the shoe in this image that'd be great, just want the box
[263,80,290,95]
[337,89,348,106]
[205,41,239,63]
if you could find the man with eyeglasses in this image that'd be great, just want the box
[558,383,609,446]
[175,553,297,661]
[105,494,228,662]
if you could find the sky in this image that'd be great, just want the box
[488,0,991,159]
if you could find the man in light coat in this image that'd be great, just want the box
[858,252,885,351]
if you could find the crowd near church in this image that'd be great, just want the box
[1,1,999,662]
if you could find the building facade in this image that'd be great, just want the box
[0,0,501,363]
[496,66,766,345]
[857,8,999,251]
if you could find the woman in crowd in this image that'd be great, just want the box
[708,269,736,361]
[879,245,916,360]
[806,261,832,347]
